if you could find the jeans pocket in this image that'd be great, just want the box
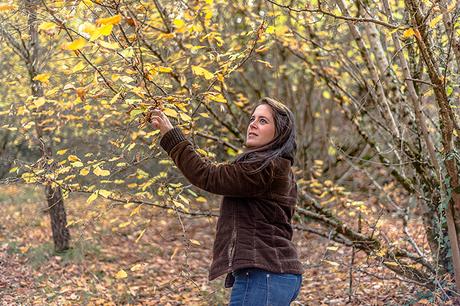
[267,273,301,306]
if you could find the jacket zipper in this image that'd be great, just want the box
[228,212,237,267]
[228,228,237,267]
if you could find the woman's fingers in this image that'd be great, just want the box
[144,107,174,136]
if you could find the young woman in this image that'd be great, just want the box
[149,97,303,305]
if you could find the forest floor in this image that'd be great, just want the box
[0,184,449,305]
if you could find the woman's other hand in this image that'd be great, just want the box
[149,109,174,136]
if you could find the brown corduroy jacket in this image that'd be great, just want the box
[160,127,303,287]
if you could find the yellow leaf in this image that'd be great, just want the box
[87,192,98,204]
[130,205,141,216]
[19,246,30,254]
[135,228,146,243]
[328,145,336,156]
[64,38,87,50]
[196,149,208,157]
[81,0,93,7]
[384,261,399,267]
[120,47,134,58]
[119,221,131,228]
[80,22,96,36]
[209,93,226,103]
[189,239,201,246]
[191,45,206,52]
[115,269,128,279]
[266,26,275,34]
[429,14,443,28]
[79,168,89,176]
[71,161,83,168]
[158,32,175,40]
[196,196,207,203]
[173,19,185,28]
[68,155,80,162]
[256,45,269,53]
[21,172,37,183]
[376,248,387,257]
[90,24,113,41]
[33,97,46,108]
[93,166,110,176]
[324,260,340,267]
[98,189,111,198]
[56,149,68,155]
[157,66,172,73]
[99,24,113,35]
[191,65,214,80]
[109,92,121,104]
[0,3,15,11]
[130,264,142,272]
[180,112,191,122]
[163,107,178,118]
[72,62,85,73]
[255,60,272,68]
[38,22,56,31]
[96,14,122,26]
[99,40,119,50]
[402,28,415,38]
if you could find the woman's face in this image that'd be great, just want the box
[246,104,276,148]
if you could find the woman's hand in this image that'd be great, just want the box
[148,109,174,136]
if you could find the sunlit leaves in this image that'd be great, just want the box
[163,107,178,118]
[429,14,443,28]
[93,166,110,176]
[33,73,51,85]
[0,3,15,11]
[96,14,122,26]
[33,97,46,108]
[114,269,128,279]
[402,28,415,38]
[120,47,134,58]
[192,65,214,80]
[38,21,57,31]
[63,38,87,50]
[173,18,186,33]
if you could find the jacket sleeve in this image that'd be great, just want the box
[159,127,273,197]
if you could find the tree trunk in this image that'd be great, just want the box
[45,185,70,252]
[26,0,70,252]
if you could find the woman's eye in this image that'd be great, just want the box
[260,119,267,124]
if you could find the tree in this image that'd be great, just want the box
[0,0,70,252]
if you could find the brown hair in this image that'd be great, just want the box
[233,97,297,173]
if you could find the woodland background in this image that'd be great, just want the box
[1,0,460,304]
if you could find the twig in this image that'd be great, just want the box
[265,0,399,29]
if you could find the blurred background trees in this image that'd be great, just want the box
[1,0,460,301]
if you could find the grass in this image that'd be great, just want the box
[25,240,101,269]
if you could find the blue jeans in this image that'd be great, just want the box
[229,268,302,306]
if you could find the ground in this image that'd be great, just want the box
[0,184,439,305]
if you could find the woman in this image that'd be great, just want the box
[149,97,303,305]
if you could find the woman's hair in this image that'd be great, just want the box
[233,97,297,174]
